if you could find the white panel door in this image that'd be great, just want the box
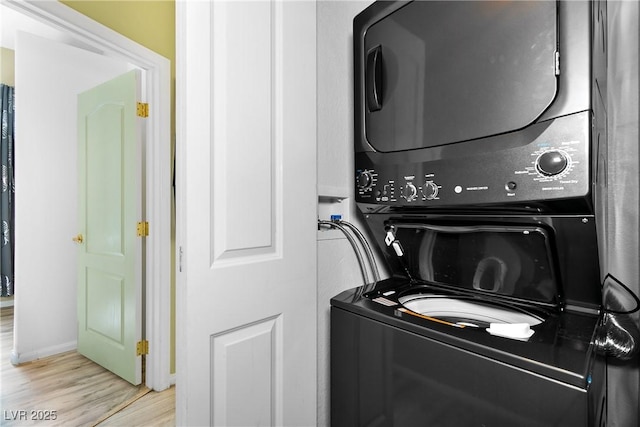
[176,1,317,426]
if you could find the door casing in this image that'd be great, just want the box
[3,0,172,391]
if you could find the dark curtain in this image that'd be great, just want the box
[1,84,15,297]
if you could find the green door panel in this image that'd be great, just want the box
[77,70,142,385]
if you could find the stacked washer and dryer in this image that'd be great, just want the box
[331,1,640,426]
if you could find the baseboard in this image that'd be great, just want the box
[10,341,77,365]
[0,297,14,308]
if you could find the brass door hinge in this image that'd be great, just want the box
[137,221,149,237]
[137,340,149,356]
[137,102,149,118]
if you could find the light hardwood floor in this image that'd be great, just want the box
[1,306,175,426]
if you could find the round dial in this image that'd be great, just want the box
[403,183,417,201]
[423,181,439,200]
[536,150,569,176]
[357,171,373,189]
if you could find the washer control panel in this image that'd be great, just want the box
[356,113,591,208]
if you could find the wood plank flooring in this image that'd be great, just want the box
[1,306,175,426]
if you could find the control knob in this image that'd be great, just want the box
[357,171,374,189]
[536,150,568,177]
[423,181,439,200]
[402,183,417,202]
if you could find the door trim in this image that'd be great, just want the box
[3,0,172,391]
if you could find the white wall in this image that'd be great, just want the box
[12,32,132,363]
[316,2,376,426]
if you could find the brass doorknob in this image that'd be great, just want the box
[72,234,84,244]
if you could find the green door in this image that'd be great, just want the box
[76,70,143,385]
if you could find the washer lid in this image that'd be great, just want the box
[390,222,560,306]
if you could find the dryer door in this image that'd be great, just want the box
[363,0,558,152]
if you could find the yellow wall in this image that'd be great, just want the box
[61,1,174,62]
[0,47,16,86]
[61,0,176,374]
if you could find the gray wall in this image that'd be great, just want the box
[316,1,376,426]
[603,1,640,425]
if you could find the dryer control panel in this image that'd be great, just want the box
[355,112,591,209]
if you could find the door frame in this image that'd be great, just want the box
[2,0,172,391]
